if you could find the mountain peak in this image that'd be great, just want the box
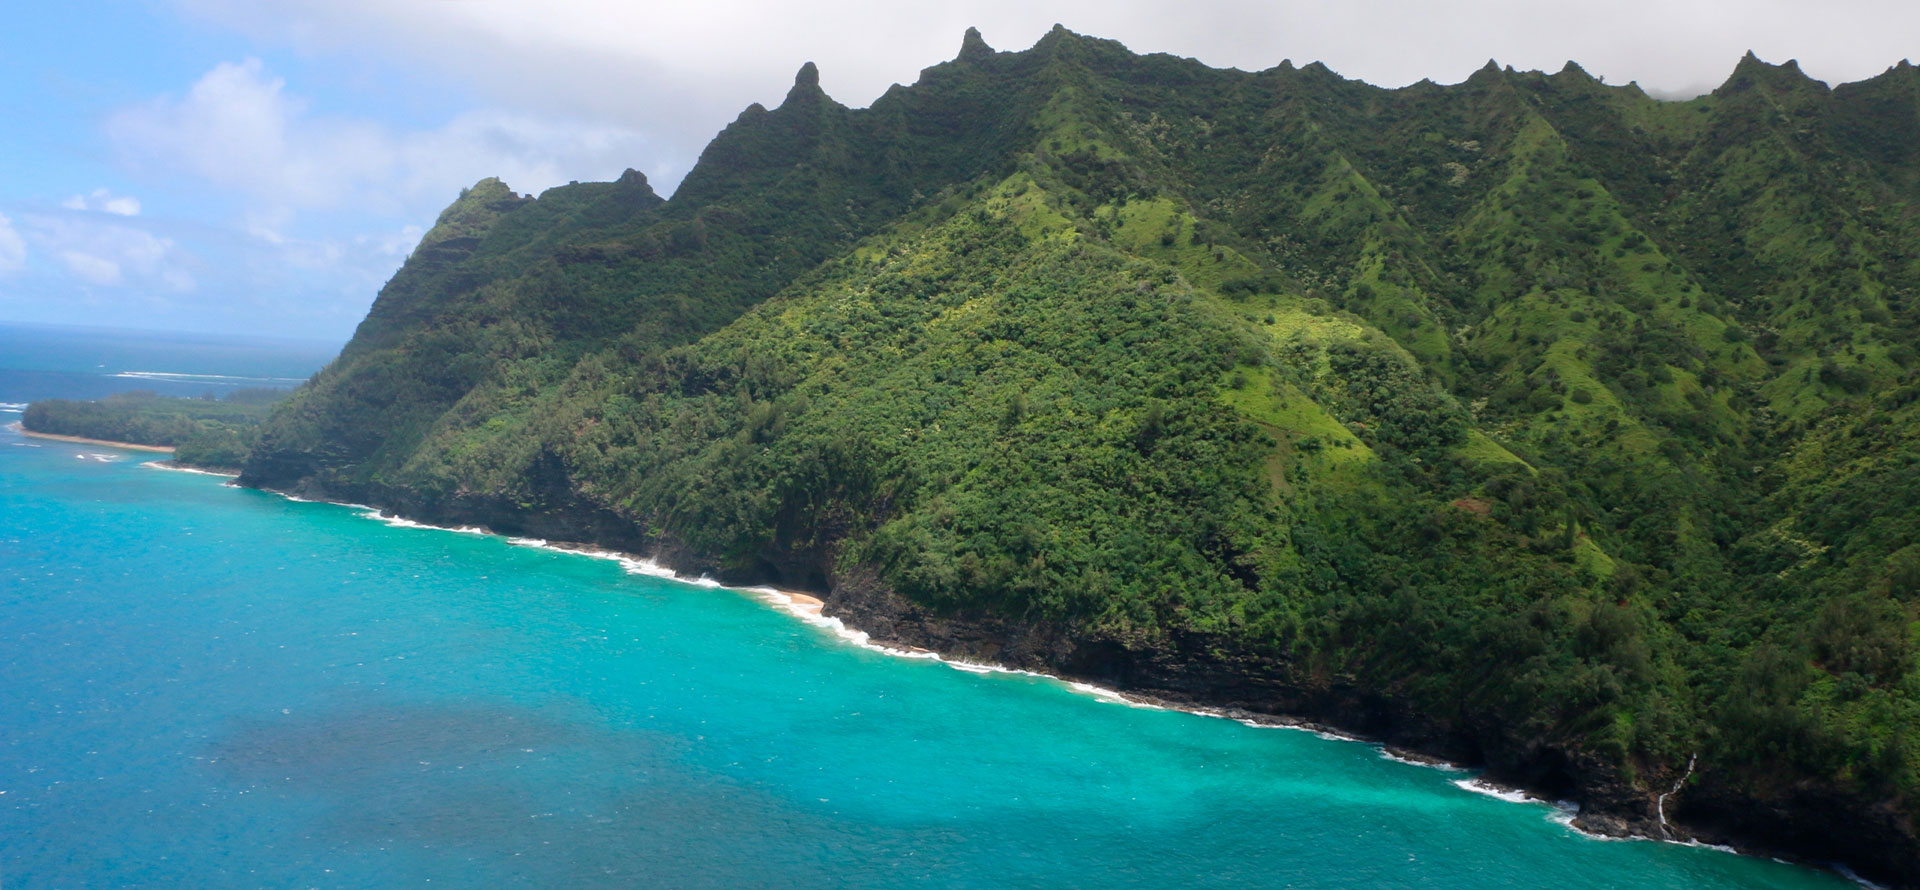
[466,176,513,196]
[246,34,1920,890]
[958,26,994,61]
[1465,58,1506,85]
[1730,50,1787,78]
[1556,60,1595,80]
[1034,22,1089,51]
[1299,60,1334,78]
[412,176,526,254]
[780,61,828,108]
[1720,50,1828,97]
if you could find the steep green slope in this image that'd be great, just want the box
[242,28,1920,886]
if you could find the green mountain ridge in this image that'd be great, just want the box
[240,28,1920,885]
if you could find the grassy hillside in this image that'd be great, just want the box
[240,28,1920,885]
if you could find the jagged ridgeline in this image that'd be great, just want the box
[242,27,1920,884]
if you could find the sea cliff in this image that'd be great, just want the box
[242,28,1920,886]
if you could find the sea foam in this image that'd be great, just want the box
[1451,774,1757,858]
[1834,864,1892,890]
[140,461,239,478]
[1452,777,1537,804]
[113,371,305,386]
[358,509,486,535]
[307,492,1319,717]
[1378,747,1468,772]
[236,483,1478,745]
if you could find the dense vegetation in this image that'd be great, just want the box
[25,389,284,469]
[241,28,1920,884]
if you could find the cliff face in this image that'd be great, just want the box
[242,30,1920,886]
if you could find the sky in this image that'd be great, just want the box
[2,1,1914,341]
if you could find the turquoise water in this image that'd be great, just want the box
[0,333,1859,889]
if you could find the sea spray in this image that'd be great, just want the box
[0,324,1868,890]
[1453,777,1537,805]
[1833,864,1893,890]
[56,473,1800,866]
[308,491,1249,717]
[140,461,239,478]
[284,486,1510,750]
[239,485,1871,884]
[111,370,306,386]
[358,509,487,534]
[1378,747,1468,772]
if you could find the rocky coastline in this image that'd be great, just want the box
[231,469,1914,888]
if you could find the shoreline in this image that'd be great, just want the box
[140,460,240,478]
[8,422,176,453]
[226,477,1893,888]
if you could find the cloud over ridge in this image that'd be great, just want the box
[106,57,655,220]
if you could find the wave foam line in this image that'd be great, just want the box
[58,470,1117,707]
[313,497,1307,716]
[1456,775,1759,860]
[1066,681,1169,709]
[113,371,305,384]
[1835,864,1892,890]
[205,477,1825,864]
[106,468,1895,885]
[1454,777,1612,842]
[1453,777,1538,804]
[504,536,682,579]
[1379,748,1469,772]
[940,659,1050,678]
[1198,708,1368,743]
[139,460,238,478]
[246,487,1507,777]
[358,509,485,534]
[739,592,1163,704]
[1680,839,1741,855]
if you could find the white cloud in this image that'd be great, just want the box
[86,0,1919,341]
[367,224,424,259]
[174,0,1920,136]
[25,214,195,293]
[60,251,123,286]
[107,57,654,222]
[108,59,391,210]
[61,188,142,216]
[0,204,404,339]
[0,213,25,273]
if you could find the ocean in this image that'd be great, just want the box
[0,325,1859,888]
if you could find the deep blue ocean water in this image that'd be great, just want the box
[0,322,338,406]
[0,326,1861,888]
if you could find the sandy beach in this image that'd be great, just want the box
[783,592,826,615]
[8,423,176,453]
